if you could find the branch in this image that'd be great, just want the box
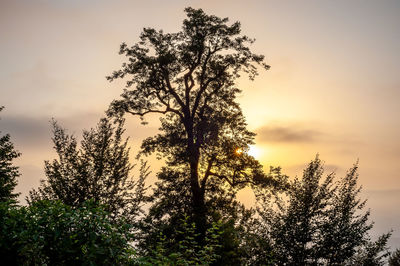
[152,89,184,120]
[126,107,173,116]
[200,155,216,190]
[191,64,228,116]
[162,69,186,111]
[208,171,256,188]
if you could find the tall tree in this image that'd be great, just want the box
[317,162,374,264]
[107,7,272,237]
[28,117,147,221]
[0,106,21,203]
[257,157,391,265]
[269,157,336,265]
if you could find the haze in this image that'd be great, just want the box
[1,0,399,249]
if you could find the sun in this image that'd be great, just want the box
[247,145,261,159]
[235,148,243,155]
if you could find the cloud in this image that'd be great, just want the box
[0,111,160,151]
[255,124,323,143]
[0,115,52,149]
[284,161,342,177]
[0,111,106,150]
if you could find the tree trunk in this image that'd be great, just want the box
[190,158,207,242]
[186,118,207,242]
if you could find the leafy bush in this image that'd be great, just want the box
[0,200,134,265]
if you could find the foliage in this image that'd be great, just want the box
[317,162,373,264]
[0,106,21,203]
[135,165,283,265]
[389,248,400,266]
[28,117,148,221]
[107,7,274,236]
[349,233,391,266]
[136,215,221,265]
[257,156,391,265]
[0,200,135,265]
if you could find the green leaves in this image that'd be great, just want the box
[0,200,135,265]
[138,215,221,265]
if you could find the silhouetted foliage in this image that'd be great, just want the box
[137,215,221,265]
[135,167,255,264]
[107,7,275,237]
[349,233,391,265]
[0,106,21,203]
[389,248,400,266]
[317,162,374,264]
[28,117,147,221]
[256,156,391,265]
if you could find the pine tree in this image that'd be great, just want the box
[0,106,21,203]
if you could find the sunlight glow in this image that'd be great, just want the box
[247,145,261,159]
[235,148,243,155]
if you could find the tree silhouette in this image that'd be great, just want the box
[0,106,21,203]
[107,7,272,237]
[28,117,147,221]
[256,157,391,265]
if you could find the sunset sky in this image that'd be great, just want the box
[1,0,399,249]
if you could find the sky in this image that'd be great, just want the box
[1,0,399,249]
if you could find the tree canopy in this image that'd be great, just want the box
[28,117,147,221]
[107,6,275,237]
[256,157,391,265]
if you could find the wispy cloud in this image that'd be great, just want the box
[0,111,160,150]
[255,124,323,143]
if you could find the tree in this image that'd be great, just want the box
[28,117,147,221]
[268,156,336,265]
[349,233,391,266]
[107,7,273,238]
[0,106,21,203]
[317,162,374,264]
[257,157,391,265]
[136,166,261,264]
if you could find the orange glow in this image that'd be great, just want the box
[235,148,243,155]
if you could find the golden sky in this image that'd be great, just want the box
[1,0,399,248]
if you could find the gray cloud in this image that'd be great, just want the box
[0,111,105,150]
[255,124,323,143]
[0,111,160,150]
[284,161,343,177]
[0,115,52,149]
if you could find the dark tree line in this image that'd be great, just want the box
[0,8,397,265]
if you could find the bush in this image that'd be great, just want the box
[0,200,134,265]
